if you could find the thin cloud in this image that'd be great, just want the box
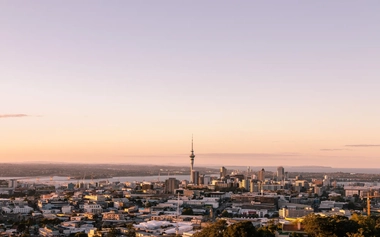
[198,152,300,157]
[345,145,380,147]
[320,149,350,151]
[0,114,29,118]
[123,153,301,157]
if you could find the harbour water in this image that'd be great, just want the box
[2,174,219,186]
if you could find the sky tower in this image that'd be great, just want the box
[190,136,195,183]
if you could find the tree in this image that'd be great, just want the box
[329,196,344,202]
[303,214,334,237]
[303,214,360,237]
[135,199,143,207]
[350,213,378,236]
[290,233,304,237]
[193,220,227,237]
[271,212,279,218]
[182,207,194,215]
[125,223,136,237]
[347,201,357,210]
[74,232,88,237]
[17,223,26,233]
[106,227,119,237]
[257,222,277,237]
[224,221,256,237]
[221,210,230,218]
[346,229,365,237]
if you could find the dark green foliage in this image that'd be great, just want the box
[302,213,380,237]
[182,207,194,215]
[350,213,380,236]
[74,233,88,237]
[256,223,277,237]
[290,233,304,237]
[224,221,257,237]
[193,220,227,237]
[16,223,26,233]
[106,227,119,237]
[347,202,358,210]
[125,223,136,237]
[194,214,380,237]
[221,210,230,218]
[193,220,276,237]
[135,199,143,207]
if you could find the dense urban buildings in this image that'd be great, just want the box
[1,161,380,237]
[0,147,379,236]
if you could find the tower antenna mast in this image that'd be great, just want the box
[189,135,195,183]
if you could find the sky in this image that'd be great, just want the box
[1,1,380,168]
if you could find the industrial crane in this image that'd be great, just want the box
[367,192,380,216]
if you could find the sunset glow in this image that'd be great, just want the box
[1,1,380,167]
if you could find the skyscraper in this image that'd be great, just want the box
[241,179,249,190]
[191,170,199,185]
[220,166,227,178]
[189,136,195,183]
[164,178,179,194]
[277,166,284,181]
[258,168,265,182]
[198,174,205,185]
[250,180,255,192]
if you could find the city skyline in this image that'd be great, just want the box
[1,1,380,168]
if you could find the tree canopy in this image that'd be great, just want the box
[302,213,380,237]
[193,220,275,237]
[182,207,194,215]
[193,214,380,237]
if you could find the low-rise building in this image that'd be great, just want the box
[102,211,125,220]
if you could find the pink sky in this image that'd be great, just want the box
[1,1,380,168]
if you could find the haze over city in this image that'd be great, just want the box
[1,1,380,168]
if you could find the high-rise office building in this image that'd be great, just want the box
[277,166,284,181]
[258,168,265,182]
[241,179,249,190]
[165,178,179,194]
[198,174,204,185]
[220,166,227,178]
[323,175,330,186]
[191,170,199,185]
[8,179,17,188]
[250,180,255,192]
[204,175,211,185]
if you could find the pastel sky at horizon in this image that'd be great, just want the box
[1,1,380,168]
